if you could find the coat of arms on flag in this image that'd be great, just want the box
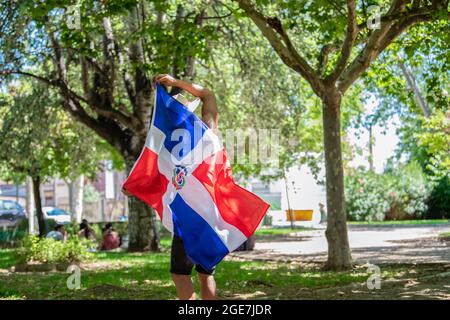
[122,84,269,270]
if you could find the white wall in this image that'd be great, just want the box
[269,165,327,214]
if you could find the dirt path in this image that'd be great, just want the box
[226,224,450,299]
[275,264,450,300]
[230,224,450,265]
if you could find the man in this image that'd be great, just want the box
[46,224,67,242]
[123,74,218,300]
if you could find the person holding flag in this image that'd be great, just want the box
[122,74,269,300]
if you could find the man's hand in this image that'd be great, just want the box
[153,74,218,130]
[155,74,178,87]
[121,187,133,197]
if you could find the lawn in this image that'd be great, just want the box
[0,247,375,300]
[347,219,449,226]
[254,227,314,236]
[2,247,447,300]
[1,225,449,300]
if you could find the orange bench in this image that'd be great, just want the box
[285,209,313,221]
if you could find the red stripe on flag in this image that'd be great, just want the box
[192,150,269,238]
[122,147,169,219]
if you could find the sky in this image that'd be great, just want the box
[347,96,400,173]
[347,115,401,173]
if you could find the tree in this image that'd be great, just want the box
[0,0,220,251]
[0,80,105,236]
[233,0,449,269]
[195,12,363,183]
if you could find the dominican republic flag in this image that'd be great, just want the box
[122,84,269,270]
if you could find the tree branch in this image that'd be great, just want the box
[316,44,340,77]
[234,0,323,95]
[326,0,358,83]
[399,60,430,117]
[61,97,128,154]
[356,5,449,30]
[45,21,141,134]
[0,70,56,86]
[116,42,137,109]
[128,4,153,135]
[339,2,448,93]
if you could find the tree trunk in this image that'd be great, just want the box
[322,91,352,270]
[124,5,160,252]
[368,124,374,172]
[31,175,46,237]
[72,175,84,223]
[67,179,73,215]
[26,176,35,234]
[125,156,160,252]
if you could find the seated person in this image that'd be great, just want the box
[78,219,97,242]
[46,224,67,242]
[99,223,121,251]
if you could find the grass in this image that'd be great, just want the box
[0,249,17,269]
[348,219,449,226]
[1,222,448,300]
[254,227,314,236]
[0,247,376,300]
[439,232,450,238]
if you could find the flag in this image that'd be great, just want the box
[122,84,269,270]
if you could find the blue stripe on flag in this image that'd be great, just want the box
[170,194,229,270]
[154,84,207,160]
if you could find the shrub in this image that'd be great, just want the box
[57,236,93,263]
[19,236,63,264]
[345,168,389,221]
[425,175,450,219]
[19,235,92,264]
[384,162,430,220]
[345,162,430,221]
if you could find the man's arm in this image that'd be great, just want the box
[122,75,219,198]
[155,74,218,130]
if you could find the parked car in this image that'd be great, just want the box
[41,206,71,225]
[0,200,26,221]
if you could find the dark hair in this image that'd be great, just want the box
[79,221,88,231]
[102,222,113,234]
[79,221,90,238]
[55,224,64,231]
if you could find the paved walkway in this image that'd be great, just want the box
[229,224,450,264]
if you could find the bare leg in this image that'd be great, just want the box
[198,273,216,300]
[172,274,196,300]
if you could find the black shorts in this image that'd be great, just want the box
[170,235,215,275]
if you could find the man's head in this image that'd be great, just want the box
[79,220,88,231]
[55,224,65,233]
